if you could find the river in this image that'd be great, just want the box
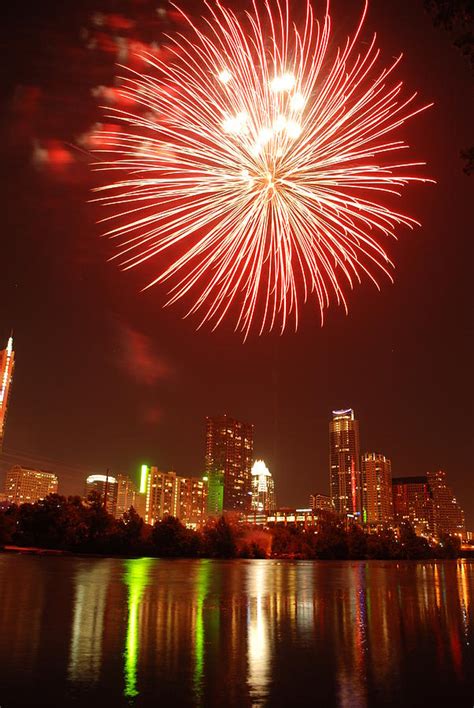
[0,556,472,706]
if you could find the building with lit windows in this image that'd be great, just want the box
[177,475,208,527]
[5,465,58,505]
[206,469,225,516]
[144,467,180,525]
[115,474,138,519]
[427,470,465,538]
[392,475,433,536]
[329,409,362,519]
[85,474,118,515]
[205,415,254,512]
[362,453,393,526]
[243,507,327,529]
[250,460,275,512]
[0,336,15,450]
[309,493,333,512]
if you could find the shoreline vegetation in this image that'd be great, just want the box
[0,493,468,561]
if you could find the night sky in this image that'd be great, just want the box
[1,0,473,526]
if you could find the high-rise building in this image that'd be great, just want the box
[5,465,58,505]
[177,475,208,527]
[309,493,333,512]
[427,470,465,538]
[85,473,118,516]
[0,336,15,450]
[392,475,433,536]
[361,452,393,526]
[329,409,362,519]
[115,474,138,519]
[206,469,225,516]
[250,460,275,512]
[205,415,254,512]
[144,467,179,525]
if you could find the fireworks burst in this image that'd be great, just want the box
[94,0,432,337]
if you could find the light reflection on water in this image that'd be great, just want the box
[0,557,472,706]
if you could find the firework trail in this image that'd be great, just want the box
[94,0,432,337]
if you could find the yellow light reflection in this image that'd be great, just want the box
[247,562,270,705]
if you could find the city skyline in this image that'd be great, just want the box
[0,369,470,534]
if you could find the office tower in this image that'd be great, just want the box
[144,467,179,525]
[361,453,393,526]
[177,475,208,527]
[309,493,333,512]
[250,460,275,512]
[206,469,225,516]
[115,474,138,519]
[427,470,465,538]
[329,408,362,518]
[392,476,433,536]
[205,415,254,512]
[0,336,15,450]
[5,465,58,505]
[85,473,118,516]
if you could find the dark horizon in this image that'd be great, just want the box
[0,0,473,526]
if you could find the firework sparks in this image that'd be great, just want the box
[93,0,432,337]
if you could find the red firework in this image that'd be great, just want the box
[93,0,432,337]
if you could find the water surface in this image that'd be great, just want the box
[0,557,472,706]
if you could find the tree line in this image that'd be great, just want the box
[0,493,461,560]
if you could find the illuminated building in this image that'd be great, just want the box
[206,469,225,516]
[178,475,208,528]
[4,465,58,504]
[205,415,254,512]
[427,470,465,538]
[85,473,118,516]
[329,408,362,518]
[392,476,433,536]
[250,460,275,512]
[361,453,393,526]
[309,493,333,512]
[116,474,138,519]
[0,336,14,450]
[144,467,179,525]
[243,507,326,529]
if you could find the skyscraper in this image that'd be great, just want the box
[329,409,362,518]
[361,453,393,526]
[392,475,433,536]
[5,465,58,505]
[85,473,118,515]
[144,467,179,525]
[0,336,15,450]
[427,470,465,538]
[115,474,138,519]
[250,460,275,512]
[177,475,208,527]
[205,415,254,512]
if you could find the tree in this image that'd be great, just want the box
[203,516,237,558]
[151,516,200,557]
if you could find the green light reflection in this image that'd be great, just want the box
[123,558,152,699]
[194,560,211,702]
